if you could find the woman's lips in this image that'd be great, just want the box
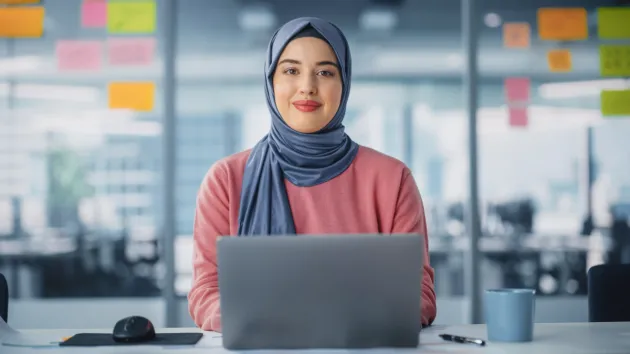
[293,100,322,112]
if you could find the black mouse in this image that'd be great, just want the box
[112,316,156,343]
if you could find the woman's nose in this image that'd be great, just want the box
[299,76,317,96]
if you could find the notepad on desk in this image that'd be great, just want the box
[60,332,203,347]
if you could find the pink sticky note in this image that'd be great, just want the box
[509,106,528,127]
[56,40,103,71]
[504,77,530,103]
[107,38,156,66]
[81,0,107,28]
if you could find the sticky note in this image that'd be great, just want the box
[81,0,107,28]
[537,8,588,40]
[597,8,630,39]
[0,0,40,4]
[504,77,530,103]
[107,38,155,66]
[547,49,572,72]
[503,22,530,49]
[0,6,45,38]
[108,82,155,111]
[107,1,156,34]
[600,45,630,77]
[56,40,103,71]
[509,107,528,127]
[601,90,630,117]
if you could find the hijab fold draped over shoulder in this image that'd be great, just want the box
[237,17,359,236]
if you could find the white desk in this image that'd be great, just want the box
[2,322,630,353]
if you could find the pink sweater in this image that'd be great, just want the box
[188,145,437,332]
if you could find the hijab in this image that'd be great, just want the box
[237,17,359,236]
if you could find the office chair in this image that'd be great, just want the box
[0,272,8,323]
[588,263,630,322]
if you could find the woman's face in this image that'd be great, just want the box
[272,37,342,133]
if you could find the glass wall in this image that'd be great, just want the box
[0,0,165,300]
[476,0,630,300]
[3,0,628,328]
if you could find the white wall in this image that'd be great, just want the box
[7,297,588,330]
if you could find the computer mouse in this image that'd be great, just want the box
[112,316,156,343]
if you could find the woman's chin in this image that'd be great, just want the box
[286,117,329,133]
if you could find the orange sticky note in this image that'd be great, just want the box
[503,22,530,48]
[538,8,588,40]
[547,49,572,72]
[0,0,40,4]
[108,82,155,111]
[0,6,45,38]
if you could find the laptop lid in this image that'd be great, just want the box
[217,233,424,350]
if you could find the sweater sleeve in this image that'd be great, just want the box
[188,162,230,332]
[391,168,437,326]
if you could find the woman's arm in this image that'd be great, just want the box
[391,168,437,326]
[188,163,230,332]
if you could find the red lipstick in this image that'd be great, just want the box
[293,100,321,112]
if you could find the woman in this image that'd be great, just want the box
[188,17,436,332]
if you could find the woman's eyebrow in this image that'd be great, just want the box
[278,58,339,69]
[316,60,339,69]
[278,59,300,65]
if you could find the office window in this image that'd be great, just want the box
[476,1,630,298]
[0,0,165,299]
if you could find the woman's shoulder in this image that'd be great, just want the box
[354,145,412,178]
[202,149,252,186]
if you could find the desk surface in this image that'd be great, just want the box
[3,322,630,353]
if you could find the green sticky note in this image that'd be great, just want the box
[107,1,156,34]
[601,90,630,117]
[600,45,630,77]
[598,8,630,39]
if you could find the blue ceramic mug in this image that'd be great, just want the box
[484,288,536,342]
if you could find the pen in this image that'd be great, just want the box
[439,333,486,346]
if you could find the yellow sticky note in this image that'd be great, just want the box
[0,0,40,4]
[503,22,530,49]
[107,1,156,34]
[601,90,630,117]
[0,6,44,38]
[547,49,572,72]
[108,82,155,111]
[600,45,630,77]
[538,8,588,40]
[597,8,630,39]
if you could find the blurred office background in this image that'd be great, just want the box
[1,0,629,329]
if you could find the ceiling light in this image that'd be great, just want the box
[359,8,398,31]
[238,4,276,32]
[484,13,502,28]
[539,79,630,99]
[0,56,42,75]
[0,83,99,103]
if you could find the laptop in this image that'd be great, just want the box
[216,233,424,350]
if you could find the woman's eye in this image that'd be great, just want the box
[318,70,334,77]
[284,68,298,75]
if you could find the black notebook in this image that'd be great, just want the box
[60,333,203,347]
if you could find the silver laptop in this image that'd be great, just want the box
[216,233,424,350]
